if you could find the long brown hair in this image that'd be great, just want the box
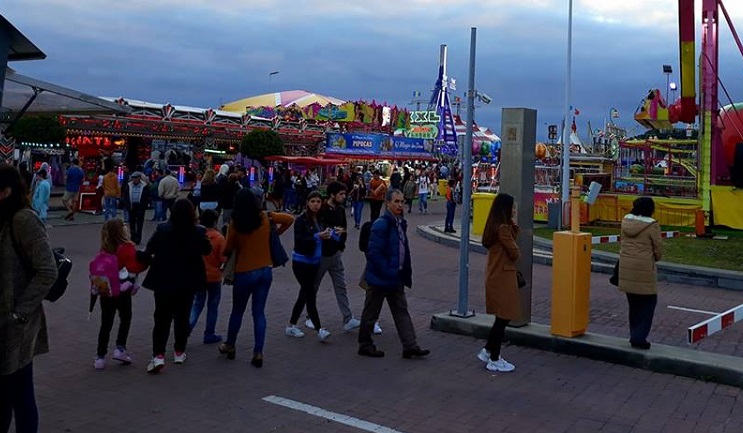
[0,164,30,225]
[482,193,515,249]
[101,218,131,253]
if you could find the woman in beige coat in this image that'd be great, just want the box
[619,196,663,349]
[477,193,521,372]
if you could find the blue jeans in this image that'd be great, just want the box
[153,200,166,221]
[0,362,38,433]
[103,197,118,221]
[189,282,222,338]
[352,200,364,227]
[283,189,296,211]
[418,192,428,211]
[445,201,456,229]
[226,267,272,353]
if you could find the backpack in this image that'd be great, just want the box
[359,221,374,253]
[9,215,72,302]
[358,218,393,253]
[89,251,121,297]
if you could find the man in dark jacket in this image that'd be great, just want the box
[120,172,150,244]
[312,182,365,332]
[357,189,429,359]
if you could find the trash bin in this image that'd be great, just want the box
[438,179,448,196]
[472,192,496,235]
[547,201,561,229]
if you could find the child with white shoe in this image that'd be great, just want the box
[92,219,148,369]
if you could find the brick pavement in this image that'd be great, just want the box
[20,198,743,432]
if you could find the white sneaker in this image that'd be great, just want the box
[146,355,165,374]
[286,325,306,338]
[174,352,187,364]
[486,356,515,372]
[305,318,316,330]
[373,322,383,335]
[343,318,361,331]
[477,348,490,363]
[113,348,132,364]
[94,357,106,370]
[318,328,331,342]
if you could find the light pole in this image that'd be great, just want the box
[669,81,678,102]
[663,64,673,104]
[453,27,477,318]
[559,0,574,227]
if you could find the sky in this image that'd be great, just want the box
[4,0,743,142]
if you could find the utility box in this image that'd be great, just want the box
[551,231,592,337]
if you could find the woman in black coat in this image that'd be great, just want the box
[142,198,211,374]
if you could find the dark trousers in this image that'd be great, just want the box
[369,200,383,222]
[164,198,176,218]
[445,201,456,230]
[626,293,657,344]
[405,198,414,214]
[129,203,145,244]
[290,262,322,329]
[358,286,417,350]
[152,290,194,356]
[0,362,38,433]
[97,292,133,357]
[484,317,510,360]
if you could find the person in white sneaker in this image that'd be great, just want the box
[141,199,213,374]
[287,192,332,342]
[312,182,364,332]
[94,219,148,370]
[479,193,521,373]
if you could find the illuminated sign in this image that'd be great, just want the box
[405,124,439,139]
[410,111,441,124]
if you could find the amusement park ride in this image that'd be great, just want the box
[633,0,743,230]
[502,0,743,229]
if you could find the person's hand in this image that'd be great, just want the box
[319,228,332,240]
[334,227,346,235]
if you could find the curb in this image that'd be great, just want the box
[430,313,743,388]
[417,224,743,291]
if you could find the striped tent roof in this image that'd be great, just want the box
[453,115,500,142]
[221,90,346,112]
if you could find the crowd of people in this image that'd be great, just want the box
[0,156,665,432]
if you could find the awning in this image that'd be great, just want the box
[2,68,132,116]
[265,155,347,166]
[1,15,45,61]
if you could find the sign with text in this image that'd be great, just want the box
[325,133,433,159]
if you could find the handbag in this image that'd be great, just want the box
[516,270,527,288]
[222,253,236,285]
[268,213,289,268]
[609,261,619,286]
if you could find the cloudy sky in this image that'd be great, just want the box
[4,0,743,141]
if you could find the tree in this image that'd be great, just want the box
[7,116,66,144]
[240,129,285,162]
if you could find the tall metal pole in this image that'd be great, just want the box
[455,27,476,317]
[560,0,574,225]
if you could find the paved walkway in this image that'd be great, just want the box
[23,198,743,432]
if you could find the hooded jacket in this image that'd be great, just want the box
[618,214,663,295]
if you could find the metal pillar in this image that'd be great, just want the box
[452,27,477,318]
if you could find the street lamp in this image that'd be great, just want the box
[669,81,678,102]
